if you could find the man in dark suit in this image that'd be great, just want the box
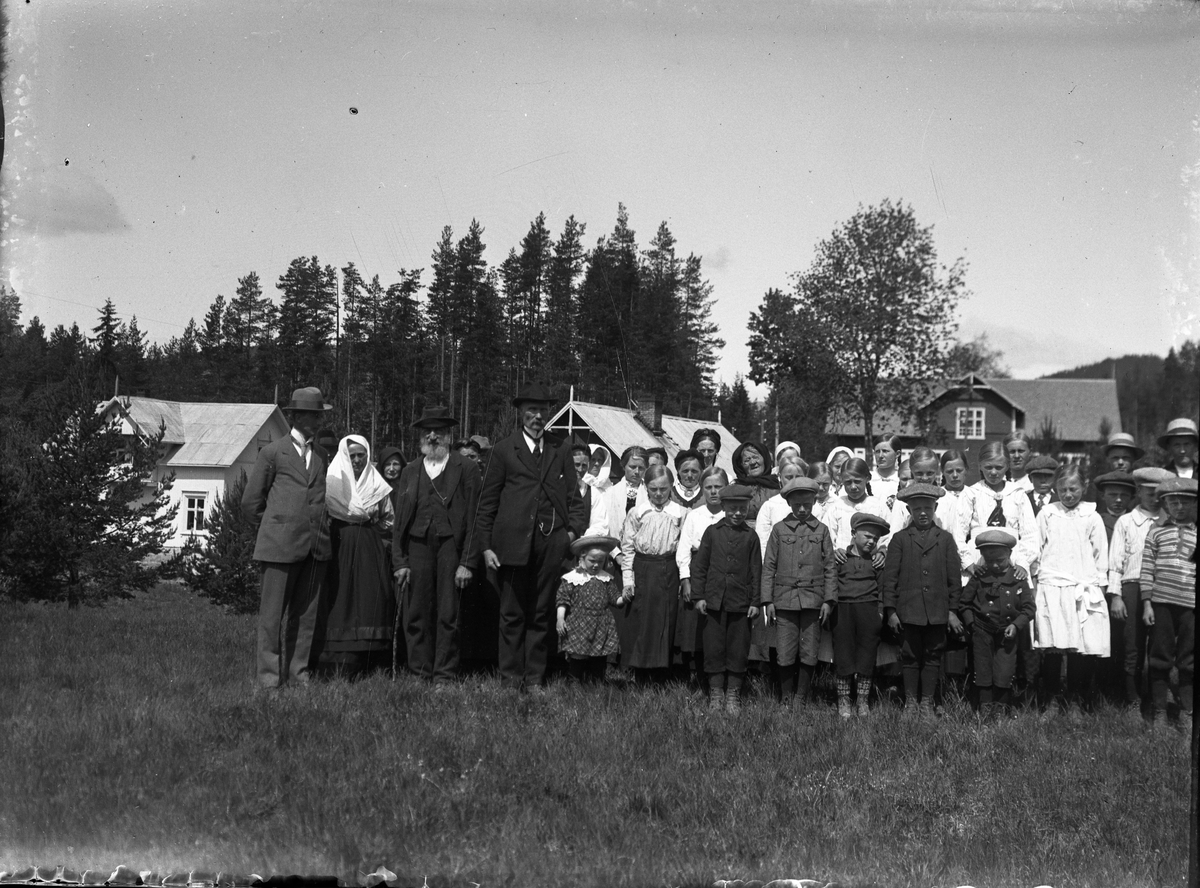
[242,386,333,689]
[473,382,588,690]
[392,405,481,683]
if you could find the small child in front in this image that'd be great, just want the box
[556,535,625,684]
[883,483,963,714]
[958,529,1035,718]
[761,477,837,708]
[834,511,890,717]
[691,484,762,714]
[1140,476,1197,731]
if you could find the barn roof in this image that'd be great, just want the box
[546,400,742,478]
[99,397,286,467]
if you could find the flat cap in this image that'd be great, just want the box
[1093,471,1136,492]
[780,477,819,501]
[1157,477,1198,498]
[975,528,1018,549]
[718,483,754,502]
[850,512,891,535]
[896,482,944,502]
[1025,455,1059,475]
[1132,467,1174,487]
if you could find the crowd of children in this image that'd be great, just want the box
[550,419,1197,731]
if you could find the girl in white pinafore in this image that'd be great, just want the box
[1033,464,1110,708]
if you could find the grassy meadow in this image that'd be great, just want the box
[0,583,1190,888]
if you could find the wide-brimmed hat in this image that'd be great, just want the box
[850,512,890,535]
[1104,432,1144,459]
[512,381,557,408]
[1094,471,1136,493]
[1157,418,1199,449]
[412,406,459,430]
[285,386,332,412]
[896,482,944,502]
[570,534,620,555]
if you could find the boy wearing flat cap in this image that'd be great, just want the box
[761,477,837,708]
[883,483,964,715]
[833,511,890,718]
[1140,476,1197,731]
[1025,455,1060,517]
[1107,467,1172,710]
[1094,472,1137,542]
[958,529,1035,718]
[691,484,762,714]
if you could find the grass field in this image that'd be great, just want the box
[0,583,1190,888]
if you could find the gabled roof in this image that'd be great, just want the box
[99,397,287,467]
[985,378,1120,441]
[546,400,742,478]
[827,377,1121,443]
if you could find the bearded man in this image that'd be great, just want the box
[473,382,587,690]
[392,405,481,683]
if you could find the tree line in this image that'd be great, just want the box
[0,204,725,454]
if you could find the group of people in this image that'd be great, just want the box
[241,386,1197,731]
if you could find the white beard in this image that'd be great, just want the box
[421,439,450,460]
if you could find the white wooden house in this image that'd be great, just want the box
[98,396,290,548]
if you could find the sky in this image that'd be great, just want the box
[3,0,1198,395]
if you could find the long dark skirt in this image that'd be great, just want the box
[626,552,680,670]
[321,519,395,654]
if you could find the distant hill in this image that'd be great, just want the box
[1042,347,1196,444]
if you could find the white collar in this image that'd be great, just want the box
[522,429,544,452]
[290,427,310,448]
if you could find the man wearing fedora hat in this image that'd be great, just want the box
[1159,417,1197,480]
[473,382,588,690]
[242,386,334,689]
[392,405,482,683]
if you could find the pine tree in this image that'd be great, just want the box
[542,215,586,388]
[676,253,724,413]
[177,470,259,614]
[1,374,176,606]
[119,316,147,394]
[92,299,121,390]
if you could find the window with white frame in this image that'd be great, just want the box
[185,493,207,532]
[956,407,986,440]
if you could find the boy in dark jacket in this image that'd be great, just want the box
[692,484,763,715]
[884,483,963,715]
[834,511,890,718]
[762,477,838,708]
[958,528,1036,718]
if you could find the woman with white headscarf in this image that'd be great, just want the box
[319,434,396,675]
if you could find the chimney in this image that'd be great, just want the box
[634,392,664,436]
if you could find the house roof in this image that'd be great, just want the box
[985,378,1121,441]
[826,377,1121,443]
[99,397,287,467]
[546,400,742,477]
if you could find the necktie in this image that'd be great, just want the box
[1036,493,1046,509]
[534,439,542,463]
[987,496,1006,527]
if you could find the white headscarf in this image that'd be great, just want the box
[583,443,614,491]
[326,434,393,522]
[774,440,802,468]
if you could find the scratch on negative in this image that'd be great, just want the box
[497,151,570,177]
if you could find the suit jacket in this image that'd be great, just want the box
[241,435,331,563]
[392,452,482,571]
[882,524,962,625]
[473,429,587,566]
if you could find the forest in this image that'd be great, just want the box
[0,205,725,453]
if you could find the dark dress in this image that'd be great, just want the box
[321,500,395,660]
[557,571,622,657]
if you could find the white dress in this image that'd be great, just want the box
[754,493,794,557]
[829,493,893,549]
[1033,502,1110,656]
[963,482,1039,572]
